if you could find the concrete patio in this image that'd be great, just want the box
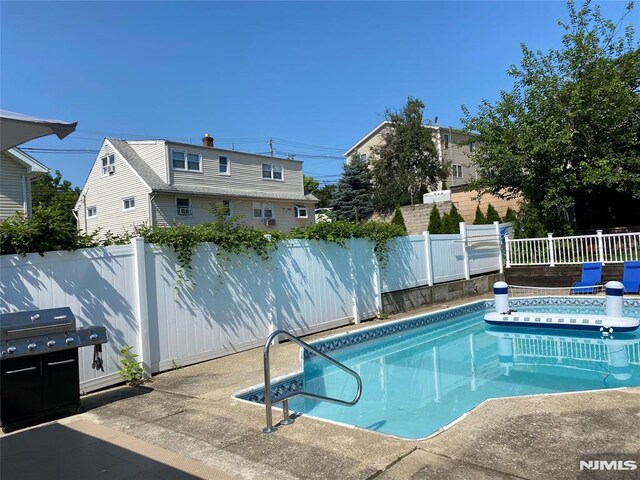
[2,300,640,479]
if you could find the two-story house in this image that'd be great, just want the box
[343,121,478,191]
[74,135,317,234]
[0,148,49,220]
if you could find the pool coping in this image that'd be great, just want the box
[232,295,640,440]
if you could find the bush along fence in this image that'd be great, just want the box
[505,230,640,267]
[0,222,504,393]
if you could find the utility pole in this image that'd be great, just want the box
[268,138,274,157]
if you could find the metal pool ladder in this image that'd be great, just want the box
[262,329,362,433]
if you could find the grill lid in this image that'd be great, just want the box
[0,307,76,340]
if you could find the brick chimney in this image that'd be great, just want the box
[202,133,214,148]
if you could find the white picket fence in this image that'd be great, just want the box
[505,230,640,267]
[0,223,503,393]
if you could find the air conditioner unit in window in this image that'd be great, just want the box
[177,207,192,216]
[265,218,276,226]
[107,165,116,174]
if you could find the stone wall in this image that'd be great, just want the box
[382,273,504,314]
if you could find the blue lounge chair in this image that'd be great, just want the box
[571,262,602,294]
[622,261,640,294]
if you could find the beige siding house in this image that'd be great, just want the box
[344,121,478,191]
[0,148,49,220]
[75,136,317,235]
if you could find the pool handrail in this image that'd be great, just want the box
[262,329,362,433]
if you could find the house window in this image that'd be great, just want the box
[123,197,135,210]
[443,134,450,149]
[101,154,115,175]
[87,206,97,218]
[360,153,367,162]
[452,164,463,178]
[253,201,273,218]
[294,205,308,219]
[172,150,201,171]
[469,142,476,152]
[219,156,229,175]
[262,163,283,181]
[222,199,232,217]
[176,198,192,216]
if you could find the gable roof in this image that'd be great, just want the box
[107,138,167,190]
[4,147,49,173]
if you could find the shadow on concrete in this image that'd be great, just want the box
[0,421,222,480]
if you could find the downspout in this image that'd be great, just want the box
[21,175,28,215]
[148,193,156,227]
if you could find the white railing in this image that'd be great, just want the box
[505,230,640,267]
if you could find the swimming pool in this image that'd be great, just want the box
[236,298,640,440]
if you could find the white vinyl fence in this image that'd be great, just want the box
[381,222,505,291]
[505,230,640,267]
[1,223,503,393]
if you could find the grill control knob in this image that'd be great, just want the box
[7,346,17,354]
[47,340,56,348]
[27,343,37,351]
[89,333,98,341]
[65,337,75,345]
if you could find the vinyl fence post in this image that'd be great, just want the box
[132,237,152,378]
[460,222,471,280]
[349,238,360,324]
[547,233,556,267]
[423,231,434,286]
[494,221,504,274]
[596,230,605,264]
[372,244,383,316]
[505,234,511,268]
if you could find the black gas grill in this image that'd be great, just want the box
[0,307,108,432]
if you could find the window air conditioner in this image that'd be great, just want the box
[265,218,276,226]
[177,207,192,216]
[107,165,116,174]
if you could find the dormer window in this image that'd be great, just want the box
[262,163,283,181]
[101,154,115,175]
[172,150,201,172]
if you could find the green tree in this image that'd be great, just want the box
[485,204,501,223]
[303,175,320,195]
[428,205,442,233]
[331,154,374,222]
[473,205,487,225]
[31,170,81,228]
[370,97,449,211]
[390,206,407,233]
[440,212,456,234]
[503,207,518,224]
[315,183,337,209]
[449,203,464,226]
[462,1,640,233]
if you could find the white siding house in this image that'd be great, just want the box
[75,136,317,235]
[0,148,49,220]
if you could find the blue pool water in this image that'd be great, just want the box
[288,305,640,439]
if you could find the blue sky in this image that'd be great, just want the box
[1,1,635,188]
